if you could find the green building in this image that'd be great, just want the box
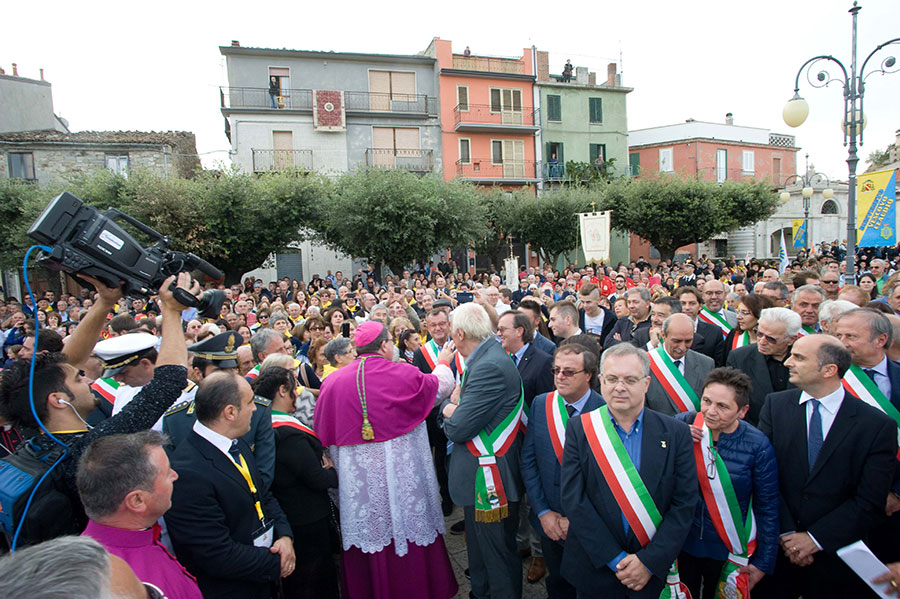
[535,51,632,266]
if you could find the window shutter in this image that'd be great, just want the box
[547,95,561,121]
[490,89,501,112]
[457,86,468,111]
[589,98,602,123]
[629,153,640,176]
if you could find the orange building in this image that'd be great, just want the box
[423,38,539,188]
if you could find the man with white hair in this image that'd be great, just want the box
[818,299,858,335]
[725,307,801,425]
[441,302,526,599]
[791,284,826,335]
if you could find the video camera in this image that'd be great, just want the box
[27,192,226,318]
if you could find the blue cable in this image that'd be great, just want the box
[9,245,70,551]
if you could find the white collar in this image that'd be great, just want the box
[193,420,237,461]
[799,385,845,415]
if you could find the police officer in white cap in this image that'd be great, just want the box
[163,331,276,490]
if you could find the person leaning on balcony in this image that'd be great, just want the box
[268,76,279,109]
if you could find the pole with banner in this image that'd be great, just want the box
[579,210,611,265]
[857,168,897,249]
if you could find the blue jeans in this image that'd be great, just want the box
[269,93,277,108]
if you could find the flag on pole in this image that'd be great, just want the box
[779,229,789,274]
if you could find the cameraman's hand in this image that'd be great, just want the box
[158,273,200,313]
[79,274,123,308]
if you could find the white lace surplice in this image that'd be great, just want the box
[331,421,446,557]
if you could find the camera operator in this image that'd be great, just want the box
[0,272,198,543]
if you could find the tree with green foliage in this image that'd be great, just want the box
[314,169,487,276]
[599,175,779,262]
[471,188,520,270]
[507,186,600,266]
[865,145,894,173]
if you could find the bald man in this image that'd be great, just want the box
[645,314,715,415]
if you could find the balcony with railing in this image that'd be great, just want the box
[365,148,434,172]
[456,159,540,184]
[252,149,314,173]
[451,55,525,74]
[221,87,436,115]
[453,104,540,134]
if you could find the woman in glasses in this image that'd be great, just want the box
[723,294,774,361]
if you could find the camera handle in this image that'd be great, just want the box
[169,283,201,308]
[102,208,168,244]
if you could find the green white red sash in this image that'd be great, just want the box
[699,307,732,339]
[90,377,120,406]
[648,348,700,413]
[692,413,757,599]
[271,412,318,440]
[421,339,441,370]
[797,324,816,337]
[843,364,900,460]
[582,407,690,598]
[245,364,261,380]
[453,352,466,385]
[731,330,751,351]
[545,391,571,463]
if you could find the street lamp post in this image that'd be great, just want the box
[778,153,834,251]
[782,1,899,280]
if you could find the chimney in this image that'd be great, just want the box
[607,63,616,86]
[40,68,44,81]
[231,40,240,47]
[536,50,549,82]
[12,63,18,76]
[588,71,596,86]
[725,112,734,125]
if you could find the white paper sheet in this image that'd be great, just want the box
[837,540,895,599]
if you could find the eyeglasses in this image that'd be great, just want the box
[822,279,839,284]
[706,445,719,480]
[308,325,324,331]
[552,367,586,378]
[754,329,782,344]
[601,375,645,386]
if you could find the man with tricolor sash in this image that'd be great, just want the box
[646,314,714,416]
[790,285,825,337]
[522,343,604,599]
[699,281,736,341]
[560,343,698,598]
[441,302,526,599]
[675,368,779,599]
[757,334,897,599]
[833,308,900,565]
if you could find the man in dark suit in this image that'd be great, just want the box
[560,343,697,598]
[519,298,557,355]
[674,286,726,366]
[632,296,684,350]
[757,334,897,599]
[606,287,653,348]
[441,303,525,599]
[165,371,294,599]
[522,344,605,599]
[498,310,555,408]
[726,307,801,426]
[645,314,715,415]
[577,282,617,347]
[833,308,900,563]
[412,308,453,515]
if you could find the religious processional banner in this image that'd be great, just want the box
[792,219,807,248]
[857,168,897,247]
[579,211,611,264]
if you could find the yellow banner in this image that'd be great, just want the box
[857,168,897,247]
[792,219,807,247]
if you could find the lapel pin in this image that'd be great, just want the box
[660,440,667,448]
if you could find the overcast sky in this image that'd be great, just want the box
[4,0,898,181]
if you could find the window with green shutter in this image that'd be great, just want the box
[589,144,606,163]
[547,95,561,122]
[589,97,603,123]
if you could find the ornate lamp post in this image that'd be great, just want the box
[779,153,834,250]
[782,1,899,278]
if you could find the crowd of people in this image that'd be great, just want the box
[3,248,900,599]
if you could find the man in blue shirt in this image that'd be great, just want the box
[560,343,697,597]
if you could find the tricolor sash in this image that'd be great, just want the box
[692,414,757,599]
[453,352,467,385]
[421,339,441,371]
[797,324,816,337]
[731,330,751,351]
[245,364,261,380]
[699,308,733,339]
[582,407,691,598]
[272,412,318,439]
[648,348,700,413]
[545,391,571,464]
[843,365,900,460]
[90,377,120,406]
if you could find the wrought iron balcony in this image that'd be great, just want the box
[365,148,434,172]
[252,149,314,172]
[456,159,539,183]
[453,104,540,133]
[220,87,436,115]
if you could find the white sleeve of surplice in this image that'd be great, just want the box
[431,363,455,403]
[330,422,445,557]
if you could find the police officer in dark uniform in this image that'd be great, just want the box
[163,331,276,490]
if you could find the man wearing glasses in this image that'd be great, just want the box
[560,343,697,597]
[726,308,801,426]
[820,274,841,300]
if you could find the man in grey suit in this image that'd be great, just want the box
[442,302,526,599]
[646,314,714,415]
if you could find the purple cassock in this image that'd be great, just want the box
[314,352,458,599]
[83,520,203,599]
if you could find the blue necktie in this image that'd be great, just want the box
[566,404,576,418]
[228,441,242,465]
[807,399,823,472]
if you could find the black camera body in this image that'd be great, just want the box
[27,192,225,314]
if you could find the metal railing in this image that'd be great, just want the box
[252,149,314,172]
[452,55,525,74]
[542,161,568,181]
[365,148,434,172]
[454,104,539,127]
[220,87,435,114]
[456,159,538,180]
